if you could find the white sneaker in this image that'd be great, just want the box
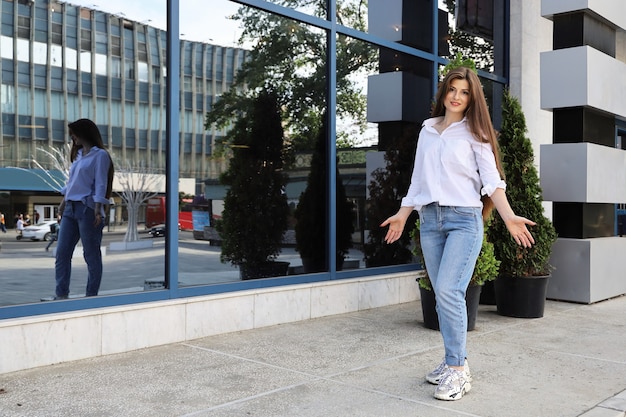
[426,358,471,385]
[434,367,472,401]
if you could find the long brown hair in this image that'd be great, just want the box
[68,118,115,199]
[432,67,504,220]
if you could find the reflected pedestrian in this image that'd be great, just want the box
[0,212,6,233]
[16,214,24,239]
[46,216,61,252]
[53,118,114,300]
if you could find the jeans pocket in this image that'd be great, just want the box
[451,206,478,217]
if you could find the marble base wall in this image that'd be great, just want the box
[0,272,419,374]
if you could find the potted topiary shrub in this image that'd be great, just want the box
[294,114,355,273]
[411,219,500,330]
[216,90,291,280]
[486,90,557,318]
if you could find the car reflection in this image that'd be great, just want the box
[148,223,181,238]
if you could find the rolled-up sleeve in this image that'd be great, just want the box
[472,140,506,197]
[93,150,111,205]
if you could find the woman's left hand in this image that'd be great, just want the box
[94,213,103,227]
[504,216,536,248]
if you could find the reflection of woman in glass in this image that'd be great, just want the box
[54,119,114,300]
[381,67,535,401]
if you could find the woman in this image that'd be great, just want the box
[381,67,536,401]
[54,118,114,300]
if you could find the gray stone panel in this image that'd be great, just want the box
[540,143,626,203]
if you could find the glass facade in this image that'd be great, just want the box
[0,0,508,318]
[0,0,248,179]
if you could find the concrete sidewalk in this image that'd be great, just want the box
[1,296,626,417]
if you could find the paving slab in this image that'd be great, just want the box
[1,296,626,417]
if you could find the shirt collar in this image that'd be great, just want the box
[77,146,100,158]
[423,116,467,132]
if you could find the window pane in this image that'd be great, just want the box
[1,0,167,307]
[179,0,328,283]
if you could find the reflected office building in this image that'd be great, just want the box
[0,0,248,222]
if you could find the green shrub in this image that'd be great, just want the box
[486,90,557,277]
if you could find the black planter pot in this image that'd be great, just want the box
[494,274,550,318]
[419,284,483,331]
[239,261,290,280]
[479,280,497,305]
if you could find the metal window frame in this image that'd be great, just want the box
[0,0,509,320]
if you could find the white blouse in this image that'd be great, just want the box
[400,116,506,211]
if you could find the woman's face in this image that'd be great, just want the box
[69,132,83,147]
[444,78,470,117]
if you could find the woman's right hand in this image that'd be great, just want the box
[58,200,66,219]
[380,207,413,244]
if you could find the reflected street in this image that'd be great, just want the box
[0,226,365,307]
[0,229,237,306]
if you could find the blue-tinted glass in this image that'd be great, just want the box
[34,75,46,88]
[125,128,135,148]
[96,76,107,97]
[138,130,148,149]
[82,83,93,97]
[111,127,122,146]
[205,136,212,155]
[18,72,29,85]
[152,86,160,103]
[100,130,109,146]
[66,81,78,94]
[34,117,48,139]
[80,18,91,30]
[195,47,203,73]
[51,8,62,24]
[17,3,31,16]
[183,134,192,153]
[34,30,47,42]
[34,18,47,30]
[124,27,133,58]
[225,48,234,82]
[215,47,223,81]
[1,21,13,37]
[205,45,213,78]
[149,29,160,61]
[111,79,122,100]
[52,119,65,142]
[183,43,193,76]
[2,70,14,83]
[95,34,107,54]
[67,69,77,81]
[95,15,106,32]
[2,116,15,135]
[150,131,159,149]
[184,92,192,109]
[139,83,149,103]
[81,73,92,95]
[125,80,135,101]
[50,77,62,90]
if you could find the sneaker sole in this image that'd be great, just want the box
[434,381,472,401]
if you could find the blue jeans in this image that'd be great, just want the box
[419,203,483,367]
[55,201,104,297]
